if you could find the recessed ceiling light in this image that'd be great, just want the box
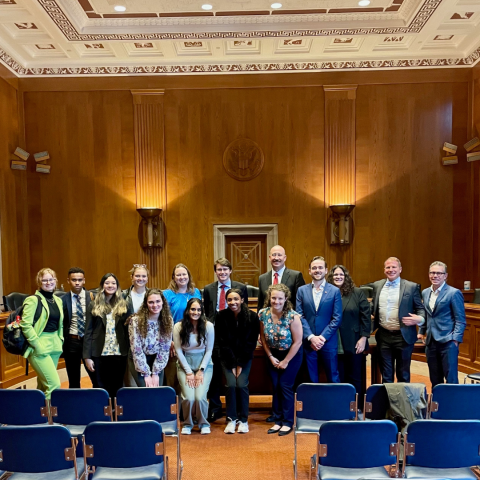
[114,5,126,11]
[201,4,213,10]
[271,2,282,8]
[358,0,370,6]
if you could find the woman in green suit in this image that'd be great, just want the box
[20,268,64,399]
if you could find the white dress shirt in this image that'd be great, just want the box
[379,277,401,331]
[307,280,326,341]
[429,281,446,311]
[70,289,86,335]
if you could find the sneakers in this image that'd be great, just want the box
[237,421,249,434]
[224,419,238,434]
[200,426,211,435]
[181,426,192,435]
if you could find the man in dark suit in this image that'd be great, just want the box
[418,261,466,387]
[203,258,248,422]
[257,245,305,311]
[296,256,342,383]
[62,267,97,388]
[372,257,425,383]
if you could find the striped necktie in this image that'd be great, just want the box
[75,294,85,337]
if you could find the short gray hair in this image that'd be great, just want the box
[384,257,402,267]
[429,261,447,273]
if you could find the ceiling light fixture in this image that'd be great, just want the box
[114,5,126,11]
[271,2,282,8]
[358,0,371,6]
[201,4,213,10]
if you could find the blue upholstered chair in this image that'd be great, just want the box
[83,420,166,480]
[0,389,49,425]
[310,420,400,480]
[429,384,480,420]
[0,424,79,479]
[403,420,480,479]
[294,383,357,480]
[363,384,389,420]
[115,387,182,479]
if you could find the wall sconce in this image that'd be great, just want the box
[329,204,355,245]
[137,208,163,248]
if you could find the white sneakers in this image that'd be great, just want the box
[201,426,211,435]
[224,419,249,434]
[181,426,192,435]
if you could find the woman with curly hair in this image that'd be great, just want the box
[326,265,371,399]
[259,283,303,436]
[128,289,173,387]
[173,298,214,435]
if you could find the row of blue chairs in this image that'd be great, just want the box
[308,419,480,480]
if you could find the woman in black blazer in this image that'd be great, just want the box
[326,265,371,400]
[83,272,133,399]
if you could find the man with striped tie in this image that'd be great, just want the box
[62,267,97,388]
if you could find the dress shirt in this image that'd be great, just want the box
[379,277,401,331]
[216,280,232,311]
[307,280,326,341]
[70,289,86,335]
[429,281,446,311]
[272,266,286,285]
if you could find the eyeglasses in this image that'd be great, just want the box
[133,264,147,268]
[429,272,446,276]
[41,278,56,283]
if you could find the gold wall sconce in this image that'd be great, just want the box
[137,208,164,248]
[329,204,355,245]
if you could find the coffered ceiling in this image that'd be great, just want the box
[0,0,479,76]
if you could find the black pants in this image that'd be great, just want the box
[128,354,165,388]
[376,327,414,383]
[338,352,364,398]
[93,356,127,399]
[207,353,223,414]
[223,360,252,423]
[426,339,459,387]
[64,336,98,388]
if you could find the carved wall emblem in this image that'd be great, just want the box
[223,138,264,182]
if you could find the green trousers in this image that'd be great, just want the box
[28,332,63,399]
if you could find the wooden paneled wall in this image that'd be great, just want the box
[472,64,480,291]
[0,69,477,294]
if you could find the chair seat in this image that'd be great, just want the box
[465,372,480,382]
[6,468,77,480]
[64,424,86,436]
[405,466,477,479]
[318,465,391,480]
[160,420,178,436]
[296,418,325,433]
[91,464,164,480]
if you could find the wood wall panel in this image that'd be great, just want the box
[354,83,469,289]
[472,64,480,291]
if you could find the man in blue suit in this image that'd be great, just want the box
[296,256,342,383]
[418,261,466,387]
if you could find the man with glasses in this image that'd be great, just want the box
[418,261,466,387]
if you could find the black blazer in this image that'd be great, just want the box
[338,287,372,354]
[372,278,425,345]
[83,302,133,358]
[214,308,260,369]
[62,289,93,349]
[203,281,248,321]
[123,286,150,313]
[257,268,305,311]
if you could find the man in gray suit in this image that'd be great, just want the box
[372,257,425,383]
[418,261,466,387]
[257,245,305,311]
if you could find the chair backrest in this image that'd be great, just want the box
[50,388,112,425]
[364,384,389,420]
[53,290,67,298]
[247,285,259,298]
[2,292,29,312]
[0,389,48,425]
[319,420,398,468]
[359,286,373,298]
[115,387,177,423]
[296,383,357,421]
[84,420,164,468]
[0,425,75,472]
[473,288,480,304]
[430,384,480,420]
[405,420,480,468]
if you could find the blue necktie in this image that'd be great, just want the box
[75,294,85,337]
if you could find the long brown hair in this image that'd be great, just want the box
[132,289,173,338]
[326,264,356,296]
[167,263,196,294]
[91,273,127,317]
[179,298,207,348]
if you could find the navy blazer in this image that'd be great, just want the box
[203,281,248,321]
[372,278,425,345]
[257,268,305,311]
[62,289,93,349]
[296,282,342,351]
[419,284,466,345]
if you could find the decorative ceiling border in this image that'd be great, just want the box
[1,44,479,76]
[38,0,442,41]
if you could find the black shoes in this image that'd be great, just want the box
[208,411,223,422]
[266,415,275,423]
[267,426,281,434]
[278,427,292,436]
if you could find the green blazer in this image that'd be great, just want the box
[20,290,64,359]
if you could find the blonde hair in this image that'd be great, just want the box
[128,265,150,277]
[167,263,196,294]
[91,273,128,318]
[36,268,57,289]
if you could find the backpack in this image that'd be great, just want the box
[2,295,45,356]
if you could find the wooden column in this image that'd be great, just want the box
[131,89,167,288]
[323,85,357,270]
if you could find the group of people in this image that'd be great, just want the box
[19,245,466,437]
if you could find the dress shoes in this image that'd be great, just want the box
[278,427,292,436]
[208,411,223,422]
[267,426,281,434]
[266,415,275,423]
